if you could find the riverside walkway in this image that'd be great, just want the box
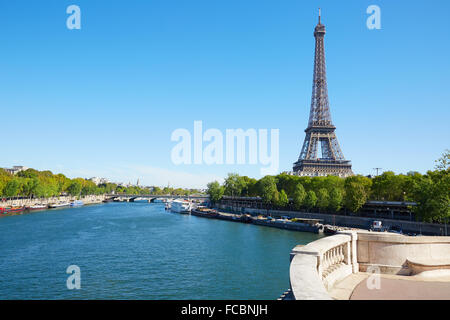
[330,272,450,300]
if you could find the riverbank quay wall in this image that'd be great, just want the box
[191,209,321,233]
[289,231,450,300]
[216,203,448,236]
[218,196,415,221]
[0,194,106,207]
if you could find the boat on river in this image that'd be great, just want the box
[133,197,149,203]
[191,207,219,219]
[0,206,26,214]
[170,199,191,214]
[48,202,71,209]
[27,204,48,211]
[70,200,84,207]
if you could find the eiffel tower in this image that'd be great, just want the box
[293,10,353,177]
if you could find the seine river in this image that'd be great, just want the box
[0,202,322,299]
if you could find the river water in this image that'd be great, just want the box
[0,202,322,299]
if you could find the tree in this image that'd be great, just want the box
[276,173,301,198]
[316,188,330,211]
[17,168,39,179]
[240,176,258,197]
[4,179,20,198]
[162,187,173,195]
[412,170,449,223]
[304,190,317,211]
[344,175,372,213]
[206,181,224,203]
[276,189,289,208]
[80,180,97,196]
[435,149,450,171]
[21,178,39,197]
[371,171,407,201]
[223,173,245,197]
[152,186,162,195]
[328,188,344,212]
[0,168,12,196]
[293,184,306,210]
[258,175,279,205]
[67,180,82,196]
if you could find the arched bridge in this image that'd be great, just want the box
[105,194,210,202]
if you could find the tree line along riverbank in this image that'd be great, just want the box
[0,194,107,210]
[206,150,450,224]
[0,168,203,201]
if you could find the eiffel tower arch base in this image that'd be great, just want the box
[293,159,353,178]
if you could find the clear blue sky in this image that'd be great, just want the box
[1,1,449,188]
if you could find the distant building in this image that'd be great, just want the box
[89,177,109,185]
[2,166,28,175]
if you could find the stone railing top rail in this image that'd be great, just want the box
[292,233,353,256]
[357,231,450,243]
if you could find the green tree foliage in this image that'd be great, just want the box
[204,150,448,221]
[81,180,99,196]
[4,179,20,197]
[344,175,372,213]
[412,169,449,223]
[0,167,199,199]
[240,176,258,197]
[304,190,317,211]
[292,184,306,210]
[435,149,450,171]
[328,188,344,212]
[206,181,224,203]
[67,180,82,196]
[371,171,409,201]
[276,174,301,198]
[151,186,162,195]
[223,173,246,197]
[258,176,279,204]
[276,189,289,208]
[21,178,39,197]
[0,169,12,196]
[316,188,330,211]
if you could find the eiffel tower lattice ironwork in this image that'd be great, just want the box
[293,10,353,177]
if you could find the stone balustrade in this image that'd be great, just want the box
[290,230,450,299]
[320,242,347,279]
[290,231,358,299]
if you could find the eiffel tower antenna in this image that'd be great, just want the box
[293,13,353,178]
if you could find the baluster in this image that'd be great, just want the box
[321,253,326,278]
[324,251,330,275]
[339,245,344,264]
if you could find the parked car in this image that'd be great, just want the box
[369,220,385,232]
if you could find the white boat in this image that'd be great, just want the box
[49,202,71,208]
[27,204,48,211]
[133,197,149,203]
[170,199,191,214]
[71,200,84,207]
